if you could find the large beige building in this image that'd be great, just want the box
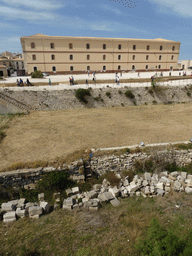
[20,34,180,75]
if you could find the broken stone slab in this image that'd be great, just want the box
[16,208,26,218]
[72,187,79,194]
[150,185,156,194]
[144,172,151,181]
[84,199,99,208]
[143,186,150,195]
[98,192,114,202]
[156,189,165,196]
[1,203,16,212]
[165,186,171,192]
[30,214,40,219]
[173,181,182,191]
[160,176,170,184]
[66,188,72,196]
[110,198,120,207]
[18,198,26,205]
[16,203,25,210]
[123,179,129,187]
[121,189,128,198]
[126,184,138,193]
[156,182,164,190]
[187,174,192,180]
[25,202,37,210]
[93,184,102,191]
[24,183,36,190]
[141,192,147,198]
[185,187,192,194]
[89,206,99,211]
[38,193,45,202]
[28,206,43,217]
[63,204,73,210]
[40,201,50,213]
[108,187,120,197]
[63,198,76,206]
[3,211,16,223]
[142,180,149,187]
[180,172,187,179]
[85,190,98,200]
[136,191,141,196]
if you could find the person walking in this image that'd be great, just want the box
[71,76,74,85]
[26,78,29,86]
[49,78,51,85]
[16,79,20,86]
[117,76,120,85]
[86,79,88,87]
[69,77,72,85]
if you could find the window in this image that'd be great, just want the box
[147,45,150,50]
[70,66,73,71]
[103,44,106,50]
[33,66,37,72]
[52,66,56,72]
[118,44,121,50]
[87,55,90,60]
[172,46,175,51]
[31,42,35,49]
[118,65,121,70]
[132,55,135,60]
[146,55,149,60]
[50,43,54,49]
[87,66,90,70]
[32,54,36,60]
[158,65,161,69]
[118,55,121,60]
[132,65,135,70]
[170,66,173,70]
[103,66,106,70]
[133,45,136,50]
[69,43,73,49]
[171,55,174,60]
[70,55,73,60]
[146,65,148,70]
[159,55,162,60]
[160,45,163,50]
[51,54,55,60]
[86,43,90,49]
[103,55,106,60]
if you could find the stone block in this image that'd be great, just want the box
[24,183,36,190]
[30,214,40,219]
[185,187,192,194]
[141,192,147,198]
[127,184,139,193]
[3,211,16,223]
[136,191,141,196]
[25,202,36,210]
[143,186,150,195]
[157,189,164,196]
[165,186,171,192]
[66,189,72,196]
[144,172,151,181]
[181,172,187,179]
[89,206,99,211]
[28,206,43,217]
[150,185,156,194]
[156,182,164,190]
[84,199,99,208]
[98,192,114,202]
[142,180,148,187]
[187,174,192,180]
[16,208,26,218]
[63,204,72,210]
[85,190,98,200]
[18,198,26,205]
[160,176,170,184]
[63,198,76,206]
[160,171,168,177]
[110,198,120,207]
[108,187,120,197]
[123,179,129,187]
[173,181,181,191]
[40,201,50,213]
[93,184,102,190]
[38,193,44,201]
[121,189,128,198]
[1,203,16,212]
[72,187,79,194]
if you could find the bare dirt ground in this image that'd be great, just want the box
[1,103,192,170]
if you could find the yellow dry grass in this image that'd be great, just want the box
[1,103,192,171]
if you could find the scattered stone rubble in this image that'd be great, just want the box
[1,170,192,224]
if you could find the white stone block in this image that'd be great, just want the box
[110,198,120,207]
[72,187,79,194]
[28,206,43,216]
[156,182,164,190]
[144,172,151,181]
[108,187,120,197]
[1,203,16,212]
[40,201,50,213]
[16,208,26,218]
[185,187,192,194]
[142,180,148,187]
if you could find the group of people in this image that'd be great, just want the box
[69,76,74,85]
[16,78,30,86]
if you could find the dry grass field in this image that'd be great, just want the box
[1,103,192,171]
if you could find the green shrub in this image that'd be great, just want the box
[134,160,144,173]
[135,218,192,256]
[187,91,191,97]
[106,92,111,97]
[125,90,135,99]
[152,100,157,104]
[75,88,91,104]
[98,172,121,187]
[31,70,43,78]
[121,103,124,106]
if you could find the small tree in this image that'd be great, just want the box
[31,70,43,78]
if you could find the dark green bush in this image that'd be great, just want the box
[75,88,91,103]
[106,92,111,97]
[31,70,43,78]
[187,91,191,97]
[135,218,192,256]
[0,131,6,142]
[125,90,135,99]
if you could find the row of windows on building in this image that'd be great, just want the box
[30,42,176,51]
[32,54,175,61]
[33,64,170,72]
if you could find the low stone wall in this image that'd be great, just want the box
[1,85,192,111]
[0,149,192,190]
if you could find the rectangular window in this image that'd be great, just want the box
[70,66,73,71]
[70,55,73,60]
[146,65,148,70]
[103,44,106,50]
[87,55,90,60]
[132,55,135,60]
[160,46,163,50]
[118,44,121,50]
[118,55,121,60]
[146,55,149,60]
[86,44,90,49]
[103,66,106,70]
[133,45,136,50]
[103,55,106,60]
[69,43,73,49]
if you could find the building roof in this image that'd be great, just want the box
[20,34,180,43]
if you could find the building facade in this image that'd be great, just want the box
[0,51,24,76]
[20,34,181,75]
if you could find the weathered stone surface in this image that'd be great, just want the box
[144,172,151,181]
[127,184,138,193]
[63,198,76,206]
[28,206,43,216]
[181,172,187,179]
[85,190,98,200]
[173,181,181,191]
[110,198,120,207]
[93,184,102,190]
[1,203,16,212]
[38,193,44,201]
[3,211,16,223]
[108,187,120,197]
[156,182,164,190]
[72,187,79,194]
[66,188,72,196]
[89,206,99,211]
[63,204,72,210]
[142,180,148,187]
[185,187,192,194]
[40,201,50,213]
[157,189,164,196]
[16,208,26,218]
[98,192,114,202]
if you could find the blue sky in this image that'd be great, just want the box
[0,0,192,60]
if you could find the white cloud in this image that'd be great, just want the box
[0,0,62,10]
[0,6,55,21]
[148,0,192,17]
[100,4,122,15]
